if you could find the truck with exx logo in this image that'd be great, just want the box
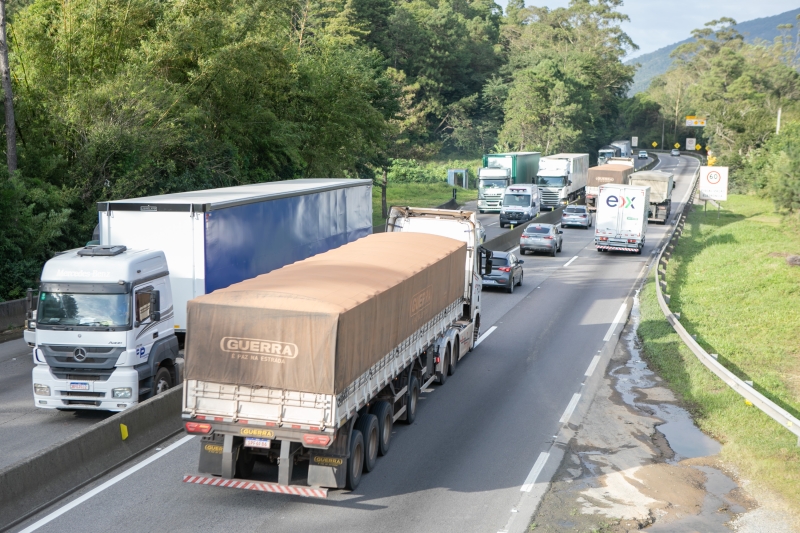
[594,184,650,254]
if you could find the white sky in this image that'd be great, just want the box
[494,1,800,58]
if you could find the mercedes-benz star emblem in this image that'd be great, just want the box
[73,348,87,362]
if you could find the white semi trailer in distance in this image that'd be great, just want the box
[536,153,589,209]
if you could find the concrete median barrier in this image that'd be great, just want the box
[0,386,183,530]
[484,207,566,252]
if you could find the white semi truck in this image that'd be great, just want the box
[595,184,650,254]
[611,140,632,158]
[181,208,489,496]
[536,153,589,209]
[30,179,372,411]
[477,152,540,213]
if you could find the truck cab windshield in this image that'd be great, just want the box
[38,293,131,328]
[536,176,566,187]
[503,194,531,207]
[480,179,507,189]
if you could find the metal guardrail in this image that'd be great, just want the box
[654,168,800,446]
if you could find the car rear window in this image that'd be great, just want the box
[491,256,509,266]
[564,207,585,214]
[525,226,550,234]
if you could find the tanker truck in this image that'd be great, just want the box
[181,210,489,496]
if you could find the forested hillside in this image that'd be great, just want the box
[0,0,639,301]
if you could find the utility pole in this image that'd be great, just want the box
[661,119,665,151]
[0,0,17,174]
[777,107,782,135]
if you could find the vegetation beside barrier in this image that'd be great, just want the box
[638,194,800,514]
[371,183,478,227]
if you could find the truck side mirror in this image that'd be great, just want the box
[568,180,572,186]
[481,248,493,276]
[150,290,161,322]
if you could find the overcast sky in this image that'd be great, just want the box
[494,1,800,58]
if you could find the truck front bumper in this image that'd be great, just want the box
[478,200,502,212]
[32,365,139,411]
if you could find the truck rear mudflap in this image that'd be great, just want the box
[183,475,328,498]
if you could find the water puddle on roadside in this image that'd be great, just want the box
[611,293,721,462]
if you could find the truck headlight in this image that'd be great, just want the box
[112,387,132,399]
[34,383,50,396]
[27,320,36,329]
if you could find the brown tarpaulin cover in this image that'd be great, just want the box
[185,232,466,395]
[587,164,634,188]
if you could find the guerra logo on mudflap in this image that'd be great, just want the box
[313,456,343,466]
[220,337,299,359]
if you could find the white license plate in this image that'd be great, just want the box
[70,382,90,391]
[244,438,271,449]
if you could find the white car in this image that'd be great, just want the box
[638,150,648,159]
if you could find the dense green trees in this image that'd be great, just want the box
[0,0,641,300]
[642,17,800,210]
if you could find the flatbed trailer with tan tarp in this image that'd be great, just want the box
[181,228,490,497]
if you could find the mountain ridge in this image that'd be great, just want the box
[626,8,800,95]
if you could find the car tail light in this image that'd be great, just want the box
[599,237,608,241]
[498,266,511,272]
[580,215,587,218]
[544,236,553,240]
[185,422,212,434]
[628,239,637,243]
[303,434,331,446]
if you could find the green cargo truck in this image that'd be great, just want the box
[477,152,541,213]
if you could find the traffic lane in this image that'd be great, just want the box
[15,225,646,533]
[0,349,112,470]
[634,156,653,170]
[0,337,30,363]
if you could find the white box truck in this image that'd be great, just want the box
[611,140,632,158]
[181,210,488,496]
[536,153,589,209]
[499,184,541,228]
[595,184,650,254]
[629,170,674,224]
[30,179,372,412]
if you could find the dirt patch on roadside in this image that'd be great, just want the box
[528,298,795,533]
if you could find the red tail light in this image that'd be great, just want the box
[544,236,553,240]
[599,237,608,241]
[303,434,331,446]
[628,239,637,243]
[580,215,587,218]
[498,266,511,272]
[185,422,212,434]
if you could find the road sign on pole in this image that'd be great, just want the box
[674,143,681,149]
[686,138,696,150]
[699,166,728,201]
[651,141,658,148]
[685,116,707,127]
[631,136,638,147]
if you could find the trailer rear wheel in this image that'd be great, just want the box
[370,401,393,456]
[345,429,364,490]
[356,414,379,473]
[403,376,420,425]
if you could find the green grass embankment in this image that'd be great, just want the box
[637,194,800,513]
[371,182,478,227]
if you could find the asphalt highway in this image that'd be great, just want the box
[11,154,698,533]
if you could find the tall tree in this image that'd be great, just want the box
[0,0,16,173]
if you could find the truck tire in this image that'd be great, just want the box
[403,376,420,425]
[153,366,172,397]
[355,414,379,473]
[437,345,450,384]
[370,401,393,456]
[448,341,458,376]
[345,429,364,490]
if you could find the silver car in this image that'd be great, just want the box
[671,149,680,156]
[520,224,563,257]
[561,205,593,229]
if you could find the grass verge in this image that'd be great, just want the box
[371,182,478,226]
[637,193,800,513]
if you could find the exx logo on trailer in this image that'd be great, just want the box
[605,195,636,208]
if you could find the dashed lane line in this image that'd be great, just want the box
[602,303,627,342]
[558,393,582,424]
[563,256,578,267]
[584,355,601,377]
[474,326,497,348]
[520,452,550,493]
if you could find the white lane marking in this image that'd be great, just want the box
[603,303,627,342]
[487,222,498,226]
[559,393,582,424]
[19,435,195,533]
[521,452,550,492]
[474,326,497,347]
[564,256,578,267]
[584,355,601,377]
[509,246,520,254]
